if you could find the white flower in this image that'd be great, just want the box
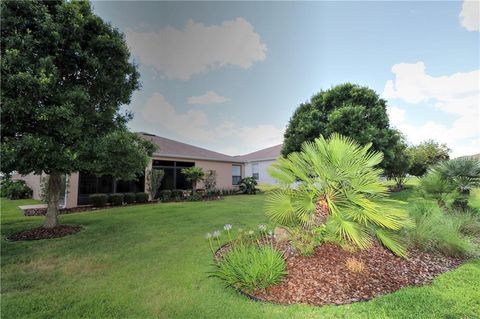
[206,233,212,239]
[248,230,254,235]
[224,224,232,231]
[212,230,221,238]
[258,224,267,231]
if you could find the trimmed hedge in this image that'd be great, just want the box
[109,193,124,206]
[90,193,108,207]
[159,190,172,202]
[124,192,136,204]
[135,192,149,203]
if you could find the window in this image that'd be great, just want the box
[232,165,241,185]
[252,163,259,180]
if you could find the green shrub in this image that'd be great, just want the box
[239,177,258,194]
[172,189,184,200]
[90,193,108,207]
[159,190,172,202]
[108,193,124,206]
[406,202,475,258]
[0,179,33,199]
[212,245,287,292]
[123,192,136,204]
[135,192,149,203]
[289,227,322,256]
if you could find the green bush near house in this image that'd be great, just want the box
[89,194,108,207]
[109,193,124,206]
[172,189,184,200]
[123,193,136,204]
[135,192,149,203]
[159,190,172,202]
[0,179,33,200]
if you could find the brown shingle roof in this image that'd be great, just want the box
[139,133,242,163]
[235,144,283,162]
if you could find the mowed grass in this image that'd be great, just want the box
[1,189,480,319]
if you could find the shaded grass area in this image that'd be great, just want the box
[1,191,480,319]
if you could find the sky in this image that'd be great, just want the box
[92,1,479,158]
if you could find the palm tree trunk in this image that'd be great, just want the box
[44,171,61,229]
[315,196,330,225]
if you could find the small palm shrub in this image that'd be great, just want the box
[124,192,136,204]
[108,193,124,206]
[406,202,476,258]
[266,134,411,257]
[289,226,323,256]
[212,245,287,292]
[181,166,205,195]
[90,194,108,207]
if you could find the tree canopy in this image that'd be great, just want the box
[407,140,450,177]
[282,83,401,173]
[1,0,155,228]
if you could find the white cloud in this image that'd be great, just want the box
[384,62,480,158]
[126,18,267,80]
[460,0,480,31]
[141,93,283,155]
[187,91,230,105]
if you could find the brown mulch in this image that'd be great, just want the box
[247,242,464,306]
[7,225,82,241]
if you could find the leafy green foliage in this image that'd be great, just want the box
[419,171,454,202]
[384,134,412,188]
[212,245,287,292]
[0,0,155,227]
[435,158,480,195]
[181,167,205,194]
[123,193,136,204]
[146,169,165,200]
[267,134,411,256]
[89,194,108,207]
[0,178,32,199]
[282,83,401,174]
[108,193,124,206]
[159,190,172,202]
[408,140,450,177]
[239,177,258,195]
[289,226,323,256]
[135,192,149,203]
[405,202,477,258]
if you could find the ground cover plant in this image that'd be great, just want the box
[1,191,480,318]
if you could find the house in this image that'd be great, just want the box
[12,133,245,208]
[235,144,283,185]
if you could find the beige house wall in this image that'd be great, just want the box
[11,172,44,200]
[65,173,79,208]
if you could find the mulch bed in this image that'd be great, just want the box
[6,225,82,241]
[216,241,465,306]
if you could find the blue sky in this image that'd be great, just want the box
[92,1,479,157]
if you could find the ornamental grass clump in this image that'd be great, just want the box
[266,134,411,257]
[211,245,287,292]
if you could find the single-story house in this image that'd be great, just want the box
[235,144,282,185]
[12,133,245,208]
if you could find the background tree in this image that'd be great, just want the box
[0,0,155,228]
[384,133,412,189]
[181,167,205,195]
[147,169,165,200]
[407,140,450,177]
[282,83,400,174]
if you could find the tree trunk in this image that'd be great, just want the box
[314,196,330,225]
[192,181,196,195]
[44,171,61,229]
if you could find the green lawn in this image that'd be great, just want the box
[1,189,480,319]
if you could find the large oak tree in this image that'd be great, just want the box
[1,0,155,228]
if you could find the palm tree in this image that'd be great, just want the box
[266,133,411,256]
[181,166,205,195]
[435,158,480,195]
